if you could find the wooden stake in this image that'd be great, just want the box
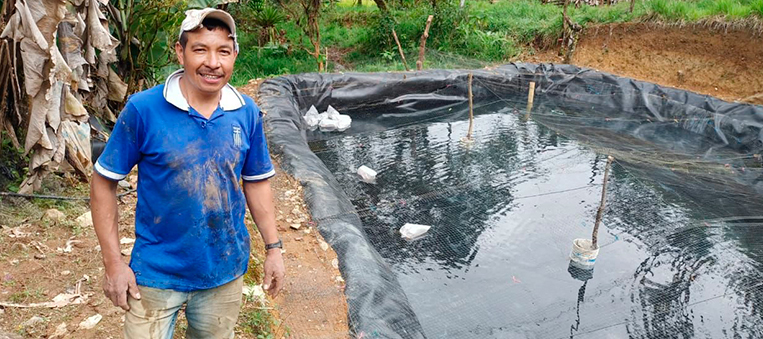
[392,28,410,71]
[591,156,614,249]
[416,15,434,71]
[466,73,474,139]
[525,81,536,118]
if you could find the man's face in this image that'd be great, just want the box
[175,27,237,95]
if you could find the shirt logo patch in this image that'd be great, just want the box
[232,126,243,148]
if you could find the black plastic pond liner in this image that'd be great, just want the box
[257,63,763,338]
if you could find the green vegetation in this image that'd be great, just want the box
[218,0,763,85]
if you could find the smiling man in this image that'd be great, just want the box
[90,8,285,338]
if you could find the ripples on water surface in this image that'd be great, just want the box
[308,101,763,338]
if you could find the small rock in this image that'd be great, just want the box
[34,253,46,260]
[61,270,71,276]
[291,207,300,216]
[286,218,293,223]
[0,330,22,339]
[121,246,133,256]
[21,315,45,328]
[331,258,339,269]
[78,314,102,330]
[9,259,19,265]
[335,276,344,283]
[119,237,135,245]
[304,228,312,234]
[294,237,303,241]
[118,180,131,189]
[318,240,329,252]
[49,322,67,339]
[10,243,28,252]
[75,212,93,228]
[275,215,284,221]
[42,209,66,223]
[290,223,301,230]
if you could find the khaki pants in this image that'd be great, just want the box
[124,276,243,339]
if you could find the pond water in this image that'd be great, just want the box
[308,100,763,338]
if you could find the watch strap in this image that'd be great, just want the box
[265,239,283,251]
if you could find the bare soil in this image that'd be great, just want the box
[525,22,763,105]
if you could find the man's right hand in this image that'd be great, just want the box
[103,261,141,311]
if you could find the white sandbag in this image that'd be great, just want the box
[337,114,352,132]
[400,223,431,240]
[304,105,321,130]
[357,165,377,183]
[319,118,339,132]
[326,105,341,120]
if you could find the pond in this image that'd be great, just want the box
[307,99,763,338]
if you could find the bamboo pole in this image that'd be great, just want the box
[392,28,410,71]
[466,73,474,140]
[591,156,614,249]
[416,15,434,71]
[525,81,536,118]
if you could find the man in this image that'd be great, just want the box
[90,8,285,338]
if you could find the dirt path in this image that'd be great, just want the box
[526,22,763,105]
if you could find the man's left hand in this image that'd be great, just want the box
[262,249,285,297]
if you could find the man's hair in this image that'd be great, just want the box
[178,17,232,49]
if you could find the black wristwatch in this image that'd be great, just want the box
[265,239,283,251]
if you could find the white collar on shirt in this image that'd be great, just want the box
[163,69,245,112]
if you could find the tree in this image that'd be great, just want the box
[275,0,323,71]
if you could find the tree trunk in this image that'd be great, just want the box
[373,0,387,11]
[392,28,409,71]
[416,15,433,71]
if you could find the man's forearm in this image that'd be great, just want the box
[90,173,123,269]
[243,180,279,245]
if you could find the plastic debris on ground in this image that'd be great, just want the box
[400,223,431,240]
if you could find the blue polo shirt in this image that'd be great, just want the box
[94,70,275,292]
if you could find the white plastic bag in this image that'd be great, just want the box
[319,118,339,132]
[326,105,341,120]
[357,165,377,183]
[400,223,431,240]
[337,114,352,132]
[304,105,321,130]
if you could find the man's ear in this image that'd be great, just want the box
[174,42,184,66]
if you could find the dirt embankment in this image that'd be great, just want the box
[527,22,763,105]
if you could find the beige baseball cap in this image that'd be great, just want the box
[179,8,239,52]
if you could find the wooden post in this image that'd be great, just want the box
[525,81,536,117]
[591,156,614,249]
[416,15,434,71]
[466,73,474,140]
[392,28,410,71]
